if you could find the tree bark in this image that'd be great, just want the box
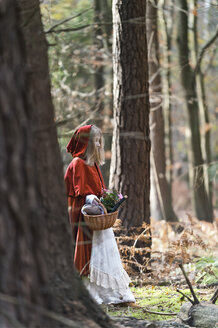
[158,0,175,189]
[18,0,77,290]
[100,0,112,51]
[110,0,151,229]
[189,0,213,218]
[147,0,178,222]
[93,0,113,186]
[0,0,116,326]
[176,0,213,222]
[0,1,50,325]
[93,0,105,120]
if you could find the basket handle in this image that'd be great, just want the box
[100,203,107,214]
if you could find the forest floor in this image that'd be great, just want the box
[105,284,216,322]
[108,214,218,322]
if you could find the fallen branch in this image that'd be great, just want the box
[210,288,218,304]
[176,289,195,305]
[179,263,200,304]
[142,307,177,316]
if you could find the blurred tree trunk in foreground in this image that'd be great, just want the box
[176,0,213,222]
[0,0,115,326]
[0,1,50,326]
[147,0,178,222]
[110,0,150,229]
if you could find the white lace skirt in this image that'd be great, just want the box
[84,228,135,305]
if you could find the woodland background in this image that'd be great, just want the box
[42,0,217,224]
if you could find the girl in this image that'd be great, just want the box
[64,124,135,305]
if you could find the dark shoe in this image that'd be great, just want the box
[114,302,139,308]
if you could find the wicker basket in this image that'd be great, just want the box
[83,210,118,231]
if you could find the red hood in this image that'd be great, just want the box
[66,125,92,157]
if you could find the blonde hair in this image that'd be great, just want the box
[84,125,105,166]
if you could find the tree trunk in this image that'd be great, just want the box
[100,0,112,51]
[93,0,105,125]
[0,1,50,326]
[0,0,115,326]
[176,0,213,222]
[18,0,78,290]
[158,0,175,190]
[189,0,213,218]
[147,0,178,222]
[110,0,151,229]
[93,0,113,186]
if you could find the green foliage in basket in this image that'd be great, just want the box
[100,189,123,212]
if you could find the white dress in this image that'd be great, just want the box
[83,227,135,305]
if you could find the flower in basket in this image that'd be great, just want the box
[100,189,125,213]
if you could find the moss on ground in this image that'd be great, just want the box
[105,286,212,321]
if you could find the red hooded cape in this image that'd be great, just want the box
[64,125,105,276]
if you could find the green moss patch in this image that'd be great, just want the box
[106,286,212,321]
